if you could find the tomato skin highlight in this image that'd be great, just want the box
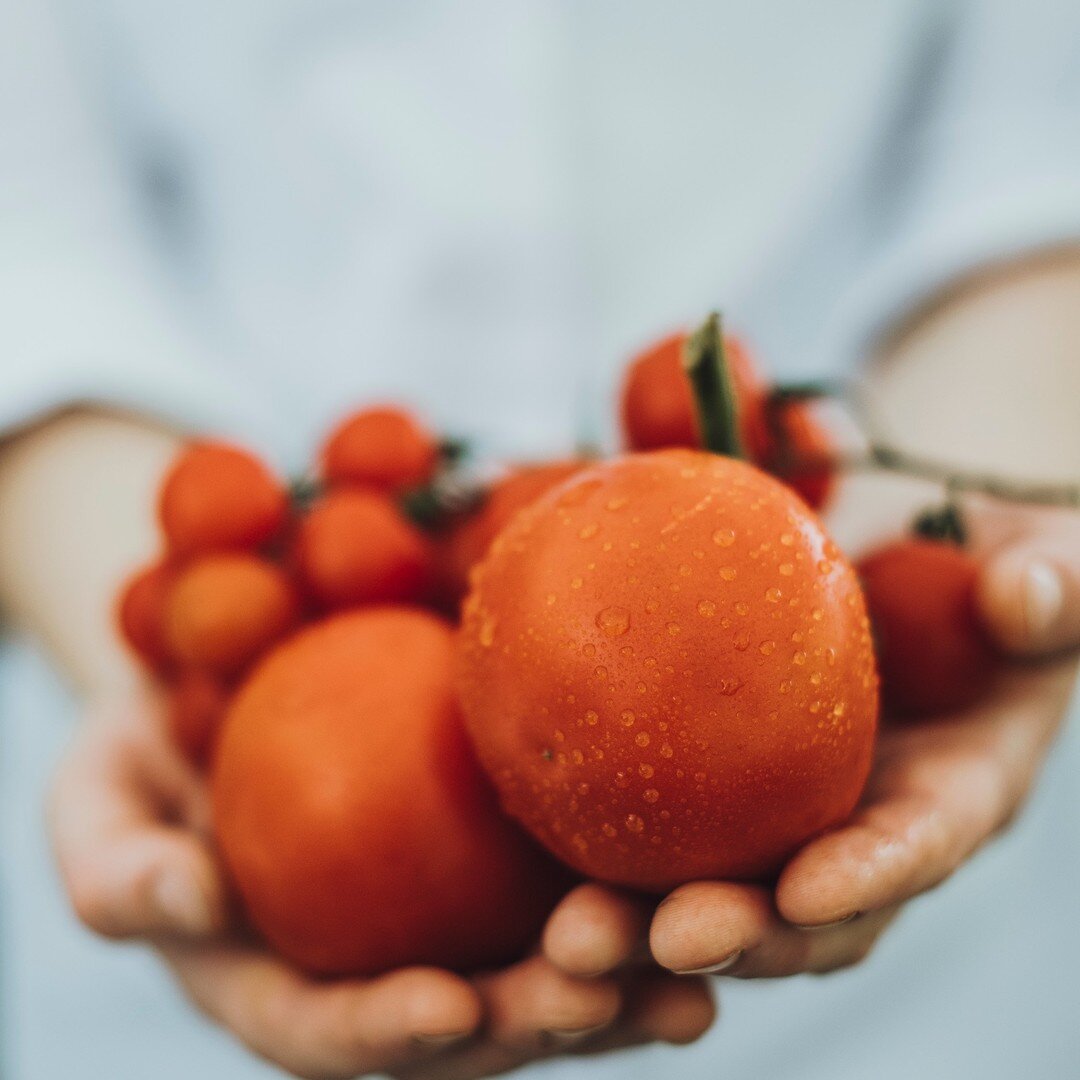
[858,540,1000,718]
[292,488,435,610]
[321,406,439,494]
[158,442,288,557]
[458,450,878,892]
[619,332,834,509]
[213,608,570,976]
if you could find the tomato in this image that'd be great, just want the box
[437,459,585,607]
[116,560,174,673]
[321,406,439,494]
[166,668,230,767]
[459,450,877,892]
[213,608,569,976]
[858,539,1000,717]
[292,489,435,610]
[158,442,287,557]
[164,554,298,676]
[619,332,834,509]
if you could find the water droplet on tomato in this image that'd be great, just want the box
[595,606,631,636]
[698,599,717,618]
[625,814,645,833]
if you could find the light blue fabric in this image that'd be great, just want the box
[2,1,1079,1077]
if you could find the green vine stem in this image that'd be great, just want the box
[765,385,1080,509]
[683,312,745,459]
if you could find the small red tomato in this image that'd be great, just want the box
[321,406,439,494]
[292,489,435,610]
[164,554,299,677]
[858,539,1001,718]
[158,442,288,557]
[116,560,175,673]
[166,669,230,768]
[619,331,834,509]
[436,459,586,608]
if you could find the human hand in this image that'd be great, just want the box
[49,694,715,1080]
[542,506,1080,982]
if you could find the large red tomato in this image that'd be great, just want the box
[213,608,569,976]
[458,451,877,892]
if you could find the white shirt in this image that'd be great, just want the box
[2,1,1079,1077]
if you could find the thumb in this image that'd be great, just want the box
[49,709,228,940]
[976,528,1080,656]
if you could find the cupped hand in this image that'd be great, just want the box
[49,695,715,1080]
[543,506,1080,982]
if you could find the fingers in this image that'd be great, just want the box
[161,942,482,1080]
[978,523,1080,655]
[571,972,717,1057]
[400,955,624,1080]
[401,964,715,1080]
[616,971,716,1045]
[650,882,767,974]
[542,882,653,976]
[776,662,1074,928]
[477,954,622,1052]
[49,707,227,939]
[650,881,899,978]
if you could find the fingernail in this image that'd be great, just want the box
[542,1023,610,1045]
[674,949,742,975]
[411,1031,473,1048]
[1022,560,1063,641]
[154,870,212,935]
[792,912,859,931]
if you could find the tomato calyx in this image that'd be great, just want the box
[683,312,745,459]
[912,501,968,546]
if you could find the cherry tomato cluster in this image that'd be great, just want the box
[116,406,444,765]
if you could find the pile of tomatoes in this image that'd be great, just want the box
[114,322,1001,978]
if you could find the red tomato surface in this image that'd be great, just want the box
[213,608,570,976]
[459,450,878,892]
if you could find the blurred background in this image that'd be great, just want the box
[2,0,1079,1077]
